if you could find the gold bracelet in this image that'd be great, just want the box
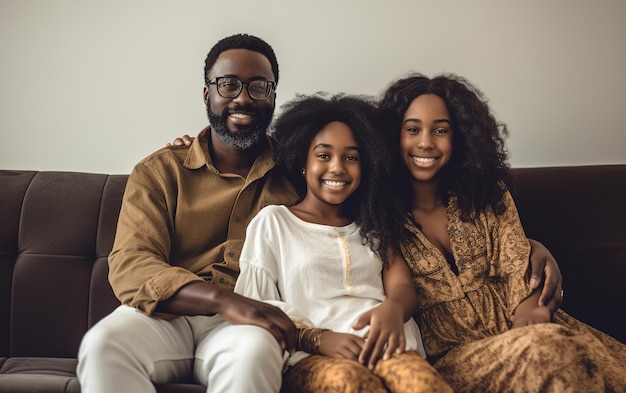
[297,328,329,354]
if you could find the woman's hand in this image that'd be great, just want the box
[318,331,364,361]
[353,299,406,369]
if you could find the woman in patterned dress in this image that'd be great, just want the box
[378,73,626,393]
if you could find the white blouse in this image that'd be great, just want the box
[234,205,425,364]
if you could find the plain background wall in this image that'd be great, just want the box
[1,0,625,174]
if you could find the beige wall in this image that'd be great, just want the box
[1,0,625,174]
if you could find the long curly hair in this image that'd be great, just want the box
[272,93,407,264]
[378,73,511,221]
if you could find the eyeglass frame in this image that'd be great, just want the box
[207,77,277,101]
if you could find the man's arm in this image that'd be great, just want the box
[108,163,202,314]
[511,288,552,328]
[527,238,563,313]
[157,281,297,353]
[167,134,194,147]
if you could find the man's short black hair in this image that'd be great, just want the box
[204,33,279,86]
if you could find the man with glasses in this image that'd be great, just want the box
[77,34,300,393]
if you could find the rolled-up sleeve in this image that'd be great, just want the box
[109,160,202,316]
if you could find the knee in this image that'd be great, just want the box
[79,322,119,361]
[200,324,284,374]
[331,362,382,392]
[328,359,368,377]
[291,357,385,393]
[517,324,579,352]
[198,325,284,391]
[229,325,283,366]
[79,313,140,364]
[77,320,133,383]
[377,352,453,393]
[508,324,601,372]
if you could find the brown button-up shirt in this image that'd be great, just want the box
[108,126,300,316]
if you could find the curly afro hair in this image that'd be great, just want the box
[378,73,511,221]
[272,93,408,264]
[203,33,279,86]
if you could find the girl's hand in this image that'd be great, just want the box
[511,305,551,329]
[353,299,406,369]
[318,331,365,361]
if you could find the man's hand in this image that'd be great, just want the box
[527,238,563,313]
[512,305,551,329]
[157,281,296,353]
[353,299,406,369]
[217,290,297,353]
[166,134,194,147]
[318,331,365,361]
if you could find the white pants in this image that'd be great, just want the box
[77,305,285,393]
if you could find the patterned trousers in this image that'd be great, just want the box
[281,350,453,393]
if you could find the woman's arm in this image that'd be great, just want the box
[353,249,417,369]
[381,250,419,322]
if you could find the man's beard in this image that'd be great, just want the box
[207,103,273,150]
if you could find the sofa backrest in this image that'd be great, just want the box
[0,171,125,358]
[510,165,626,343]
[1,165,624,360]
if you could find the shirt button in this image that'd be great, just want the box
[234,216,240,222]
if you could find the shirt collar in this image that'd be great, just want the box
[183,125,277,180]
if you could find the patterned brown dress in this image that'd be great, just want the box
[401,191,626,393]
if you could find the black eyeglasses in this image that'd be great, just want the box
[208,77,276,101]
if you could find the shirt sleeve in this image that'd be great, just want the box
[108,160,203,317]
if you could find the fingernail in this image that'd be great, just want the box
[529,277,538,288]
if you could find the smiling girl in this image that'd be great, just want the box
[234,93,452,393]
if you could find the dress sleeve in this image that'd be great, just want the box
[235,261,282,301]
[234,208,282,301]
[490,190,533,317]
[234,209,315,327]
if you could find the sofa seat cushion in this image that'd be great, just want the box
[0,357,80,393]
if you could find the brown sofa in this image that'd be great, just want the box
[1,165,625,392]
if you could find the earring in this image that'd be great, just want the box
[301,169,306,176]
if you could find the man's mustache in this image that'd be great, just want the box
[222,104,257,118]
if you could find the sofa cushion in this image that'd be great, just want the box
[0,357,80,393]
